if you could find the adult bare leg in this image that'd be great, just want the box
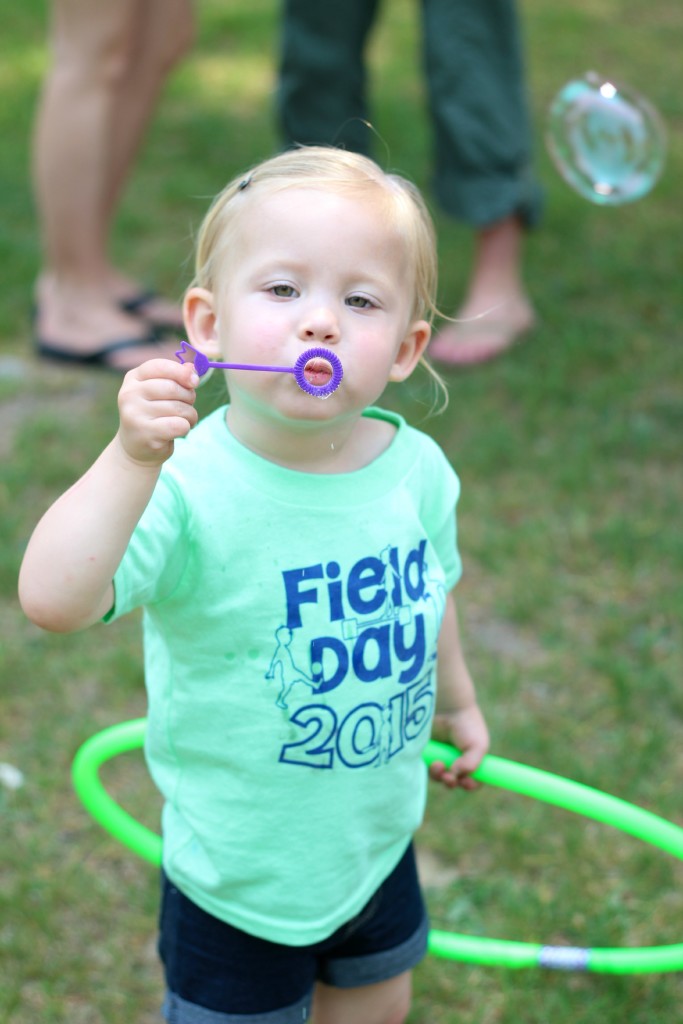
[102,0,193,328]
[32,0,191,367]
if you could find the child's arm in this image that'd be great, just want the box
[431,590,490,790]
[18,359,198,633]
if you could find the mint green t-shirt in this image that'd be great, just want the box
[108,406,462,945]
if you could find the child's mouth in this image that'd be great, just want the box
[303,357,333,387]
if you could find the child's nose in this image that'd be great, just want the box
[298,306,340,345]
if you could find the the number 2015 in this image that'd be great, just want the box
[279,677,433,769]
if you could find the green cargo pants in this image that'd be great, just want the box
[278,0,542,227]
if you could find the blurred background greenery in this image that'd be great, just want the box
[1,1,682,1021]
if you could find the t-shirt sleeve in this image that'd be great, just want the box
[416,435,462,590]
[105,470,189,622]
[430,493,461,590]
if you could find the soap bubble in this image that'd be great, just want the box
[546,72,667,205]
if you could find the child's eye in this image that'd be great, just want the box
[346,294,375,309]
[270,284,298,298]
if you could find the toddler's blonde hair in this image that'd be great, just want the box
[192,146,447,409]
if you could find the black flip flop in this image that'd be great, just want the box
[119,290,184,334]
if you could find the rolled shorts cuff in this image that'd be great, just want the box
[320,910,430,988]
[162,990,311,1024]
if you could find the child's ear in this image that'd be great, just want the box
[183,288,221,355]
[388,320,432,382]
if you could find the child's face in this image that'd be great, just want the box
[190,187,430,429]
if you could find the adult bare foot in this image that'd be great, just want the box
[429,295,536,366]
[429,215,536,366]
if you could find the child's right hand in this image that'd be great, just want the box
[116,358,200,466]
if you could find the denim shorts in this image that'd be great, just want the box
[159,842,429,1023]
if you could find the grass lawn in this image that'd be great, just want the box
[1,1,682,1021]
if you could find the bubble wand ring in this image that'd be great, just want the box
[72,720,683,974]
[175,341,343,398]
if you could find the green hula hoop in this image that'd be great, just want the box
[72,718,683,974]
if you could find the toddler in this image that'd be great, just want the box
[20,147,489,1024]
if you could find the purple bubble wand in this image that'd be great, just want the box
[175,341,343,398]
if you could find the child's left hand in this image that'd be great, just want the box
[429,704,489,791]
